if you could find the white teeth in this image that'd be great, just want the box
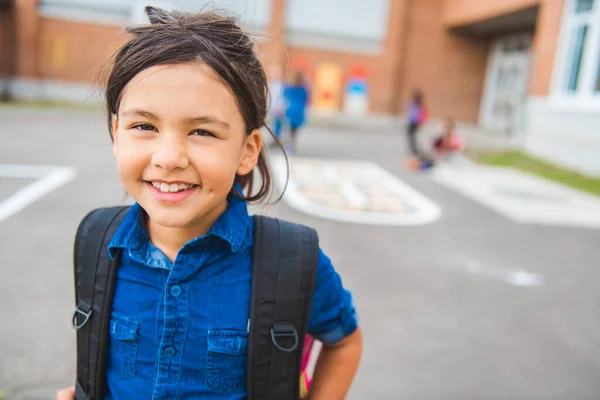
[151,181,194,193]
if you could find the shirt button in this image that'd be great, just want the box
[163,346,176,358]
[170,285,182,297]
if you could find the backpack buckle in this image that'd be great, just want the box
[72,303,92,330]
[270,324,299,352]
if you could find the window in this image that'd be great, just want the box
[575,0,594,12]
[554,0,600,100]
[285,0,388,53]
[595,43,600,92]
[566,25,589,91]
[501,35,531,53]
[38,0,271,28]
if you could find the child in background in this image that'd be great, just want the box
[284,71,310,154]
[404,117,463,171]
[433,117,463,158]
[405,89,428,157]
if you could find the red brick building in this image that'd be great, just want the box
[1,0,599,174]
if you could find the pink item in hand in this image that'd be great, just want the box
[300,335,321,398]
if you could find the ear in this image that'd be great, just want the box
[237,129,262,176]
[112,116,119,155]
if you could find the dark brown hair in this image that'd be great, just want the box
[104,6,285,202]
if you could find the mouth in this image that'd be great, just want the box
[144,180,200,204]
[145,180,199,193]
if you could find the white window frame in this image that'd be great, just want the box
[38,0,131,26]
[38,0,270,31]
[550,0,600,113]
[285,0,388,54]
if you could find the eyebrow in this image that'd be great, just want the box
[184,115,231,129]
[121,109,159,120]
[121,108,230,129]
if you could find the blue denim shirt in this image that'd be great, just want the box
[104,194,358,399]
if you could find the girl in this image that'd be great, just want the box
[284,71,310,154]
[405,89,428,157]
[404,117,463,171]
[57,6,361,400]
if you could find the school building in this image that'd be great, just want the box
[1,0,599,175]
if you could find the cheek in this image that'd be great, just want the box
[190,143,242,183]
[113,139,149,179]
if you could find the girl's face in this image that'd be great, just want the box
[113,62,261,230]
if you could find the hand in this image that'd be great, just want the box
[56,386,75,400]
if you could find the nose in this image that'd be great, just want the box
[150,133,190,171]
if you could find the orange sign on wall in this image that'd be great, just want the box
[313,63,343,112]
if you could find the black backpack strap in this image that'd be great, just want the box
[247,216,320,400]
[72,206,130,400]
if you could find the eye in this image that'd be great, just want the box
[132,123,157,132]
[190,129,216,138]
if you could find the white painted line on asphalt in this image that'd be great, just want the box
[453,259,543,287]
[508,270,543,287]
[340,182,368,209]
[272,155,441,225]
[0,164,77,223]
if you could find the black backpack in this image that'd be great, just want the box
[71,206,319,400]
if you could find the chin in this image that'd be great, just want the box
[144,206,195,228]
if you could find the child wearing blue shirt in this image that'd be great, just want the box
[57,6,361,400]
[284,72,310,154]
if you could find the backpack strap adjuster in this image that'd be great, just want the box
[270,324,299,352]
[72,301,92,330]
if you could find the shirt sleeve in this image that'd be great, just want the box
[307,248,358,345]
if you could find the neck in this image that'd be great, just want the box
[145,201,228,262]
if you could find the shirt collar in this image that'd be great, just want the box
[199,190,251,253]
[107,187,251,260]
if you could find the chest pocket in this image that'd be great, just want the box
[206,329,248,394]
[109,317,139,378]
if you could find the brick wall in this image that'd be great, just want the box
[400,0,490,122]
[37,18,127,83]
[0,7,15,82]
[14,0,39,78]
[284,0,490,121]
[284,0,409,115]
[529,0,564,96]
[10,0,548,123]
[444,0,541,26]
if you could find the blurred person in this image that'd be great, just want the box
[404,117,464,171]
[267,64,287,142]
[284,71,310,154]
[405,89,428,157]
[433,117,463,158]
[57,6,361,400]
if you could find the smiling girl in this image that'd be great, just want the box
[57,6,361,400]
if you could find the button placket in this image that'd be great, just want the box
[163,346,176,358]
[170,285,182,297]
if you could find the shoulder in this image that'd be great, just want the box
[315,247,341,289]
[249,216,320,256]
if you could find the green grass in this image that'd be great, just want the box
[468,150,600,197]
